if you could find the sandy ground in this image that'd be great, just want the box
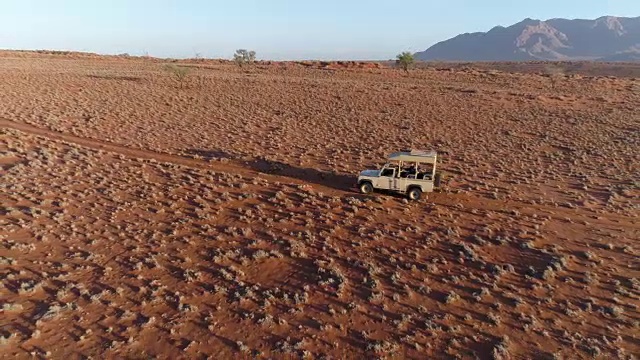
[1,52,639,359]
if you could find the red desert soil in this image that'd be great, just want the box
[1,51,639,359]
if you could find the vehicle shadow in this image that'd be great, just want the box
[184,149,359,193]
[245,156,356,193]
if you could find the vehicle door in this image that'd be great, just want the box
[377,167,396,190]
[394,176,407,192]
[394,165,414,192]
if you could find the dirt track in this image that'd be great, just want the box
[1,52,639,359]
[0,117,346,196]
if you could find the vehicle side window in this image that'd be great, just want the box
[380,168,395,177]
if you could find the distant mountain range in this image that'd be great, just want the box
[415,16,640,62]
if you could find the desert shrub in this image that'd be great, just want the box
[164,64,190,88]
[544,64,565,89]
[396,51,415,72]
[445,290,461,304]
[37,50,71,55]
[605,305,623,318]
[233,49,256,67]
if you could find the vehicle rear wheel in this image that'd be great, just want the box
[408,187,422,201]
[359,182,373,194]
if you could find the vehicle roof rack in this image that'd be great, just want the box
[388,150,438,164]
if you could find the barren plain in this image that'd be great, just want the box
[1,52,639,359]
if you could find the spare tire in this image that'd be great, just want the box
[434,173,443,188]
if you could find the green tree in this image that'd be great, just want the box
[233,49,256,67]
[396,51,415,72]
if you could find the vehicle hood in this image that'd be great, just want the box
[359,170,379,177]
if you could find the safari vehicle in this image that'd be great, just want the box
[357,150,442,200]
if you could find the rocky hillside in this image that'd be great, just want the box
[416,16,640,61]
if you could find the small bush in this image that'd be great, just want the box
[544,64,565,89]
[164,64,190,88]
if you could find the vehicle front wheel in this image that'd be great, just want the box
[408,188,422,201]
[359,182,373,194]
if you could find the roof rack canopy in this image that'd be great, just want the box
[387,150,438,164]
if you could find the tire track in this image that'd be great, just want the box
[0,118,346,196]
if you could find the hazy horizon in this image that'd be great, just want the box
[1,0,639,60]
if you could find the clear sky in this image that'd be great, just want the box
[1,0,638,60]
